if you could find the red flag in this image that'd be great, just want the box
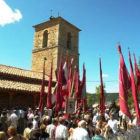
[46,60,53,108]
[129,51,140,120]
[82,64,87,112]
[134,53,140,95]
[38,58,46,111]
[55,56,63,112]
[62,56,68,99]
[67,58,74,98]
[118,45,132,119]
[75,69,79,99]
[77,64,86,107]
[99,58,105,116]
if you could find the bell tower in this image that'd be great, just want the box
[31,16,81,79]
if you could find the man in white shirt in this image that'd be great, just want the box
[73,120,90,140]
[107,113,118,134]
[46,118,57,139]
[55,118,68,140]
[9,110,19,129]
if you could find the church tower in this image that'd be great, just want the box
[31,16,81,79]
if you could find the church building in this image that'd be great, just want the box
[0,16,81,110]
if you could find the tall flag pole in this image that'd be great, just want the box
[55,56,63,112]
[133,53,140,96]
[99,57,105,116]
[67,58,74,98]
[81,64,87,112]
[38,57,46,112]
[129,51,140,121]
[46,60,53,108]
[118,45,132,120]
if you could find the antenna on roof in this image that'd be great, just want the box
[50,10,53,16]
[50,10,55,20]
[58,11,61,17]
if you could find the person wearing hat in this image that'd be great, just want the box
[106,113,118,134]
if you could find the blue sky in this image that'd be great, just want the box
[0,0,140,93]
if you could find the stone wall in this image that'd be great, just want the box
[31,47,58,79]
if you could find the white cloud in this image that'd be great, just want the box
[102,74,109,77]
[0,0,22,26]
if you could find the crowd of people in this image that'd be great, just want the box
[0,105,140,140]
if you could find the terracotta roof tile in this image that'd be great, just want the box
[0,79,48,93]
[0,64,49,80]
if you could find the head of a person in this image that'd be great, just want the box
[94,128,101,135]
[27,122,33,129]
[110,113,115,120]
[59,118,64,125]
[7,126,17,137]
[34,115,39,121]
[40,124,46,132]
[52,119,58,125]
[32,129,41,138]
[44,110,48,115]
[78,120,87,128]
[13,110,17,113]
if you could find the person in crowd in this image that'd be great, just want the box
[23,122,33,139]
[73,120,90,140]
[55,118,68,140]
[18,108,25,134]
[9,110,19,129]
[7,126,26,140]
[32,115,39,130]
[106,113,118,134]
[46,118,57,139]
[29,128,40,140]
[92,128,104,140]
[0,122,7,140]
[39,124,49,139]
[27,108,34,122]
[68,123,77,140]
[41,110,50,125]
[0,110,8,133]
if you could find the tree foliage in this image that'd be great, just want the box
[95,84,106,103]
[87,93,93,106]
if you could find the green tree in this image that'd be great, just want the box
[95,84,106,103]
[87,93,93,106]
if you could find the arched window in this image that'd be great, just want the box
[43,30,48,48]
[67,32,71,50]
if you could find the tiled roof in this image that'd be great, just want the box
[0,64,56,93]
[0,64,49,80]
[0,79,45,93]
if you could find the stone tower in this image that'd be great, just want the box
[31,16,81,79]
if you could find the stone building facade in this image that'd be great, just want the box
[31,16,81,78]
